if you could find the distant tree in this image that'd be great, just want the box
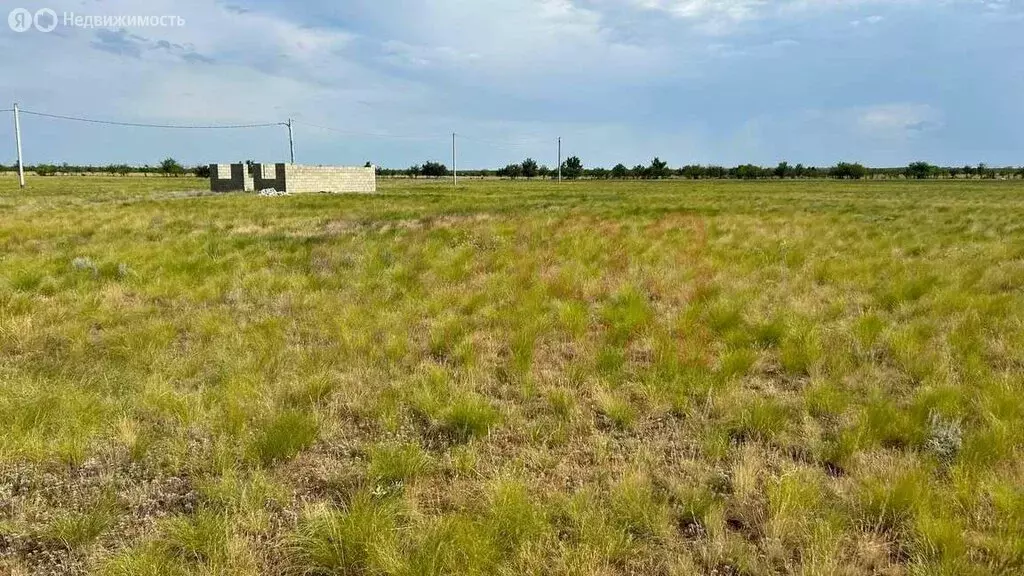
[679,165,705,179]
[590,167,609,179]
[421,161,449,178]
[805,165,824,178]
[538,165,551,179]
[193,165,211,178]
[829,162,867,180]
[406,165,422,178]
[561,156,583,180]
[631,164,647,179]
[906,161,937,179]
[500,163,523,179]
[521,158,539,179]
[648,157,671,179]
[774,161,792,179]
[611,163,629,179]
[703,165,724,178]
[732,164,767,180]
[105,163,132,176]
[159,157,184,177]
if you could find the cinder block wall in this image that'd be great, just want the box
[210,164,253,192]
[282,165,376,194]
[211,164,376,194]
[253,163,287,191]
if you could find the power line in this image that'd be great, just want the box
[18,109,286,130]
[8,108,555,148]
[291,119,442,142]
[5,106,571,173]
[458,134,551,149]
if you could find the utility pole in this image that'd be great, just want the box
[452,132,458,186]
[557,137,562,184]
[287,119,295,164]
[13,103,25,188]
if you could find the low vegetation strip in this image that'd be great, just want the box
[1,177,1023,575]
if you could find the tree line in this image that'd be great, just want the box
[382,156,590,179]
[0,158,198,177]
[379,158,1024,180]
[5,157,1023,180]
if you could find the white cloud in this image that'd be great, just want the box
[851,14,885,26]
[621,0,966,32]
[856,103,944,139]
[370,0,657,83]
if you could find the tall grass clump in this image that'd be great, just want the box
[248,409,320,466]
[437,396,501,443]
[368,442,430,488]
[289,495,402,575]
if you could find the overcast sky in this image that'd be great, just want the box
[1,0,1021,168]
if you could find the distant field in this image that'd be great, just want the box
[1,177,1022,575]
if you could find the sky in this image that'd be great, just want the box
[0,0,1022,169]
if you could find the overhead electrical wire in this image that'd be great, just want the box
[17,109,286,130]
[290,119,444,142]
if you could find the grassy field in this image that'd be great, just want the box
[1,176,1023,575]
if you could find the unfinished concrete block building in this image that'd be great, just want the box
[210,163,376,194]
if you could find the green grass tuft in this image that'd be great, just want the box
[609,474,670,538]
[289,494,402,575]
[161,509,230,565]
[438,396,501,443]
[729,397,792,442]
[248,409,320,466]
[42,503,118,550]
[368,442,430,487]
[595,390,637,430]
